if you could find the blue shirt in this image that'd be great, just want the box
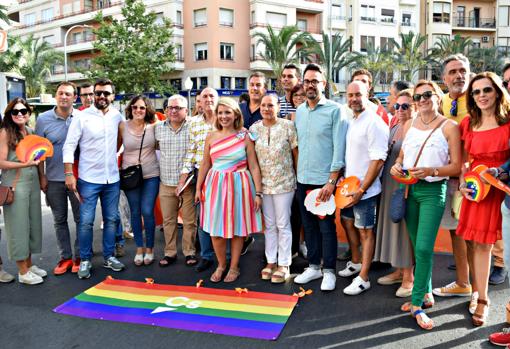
[295,97,349,185]
[240,102,262,129]
[278,95,296,118]
[35,107,80,182]
[500,159,510,209]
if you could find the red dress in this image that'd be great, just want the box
[457,117,510,244]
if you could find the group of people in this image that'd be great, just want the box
[0,55,510,341]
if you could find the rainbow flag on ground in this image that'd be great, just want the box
[53,278,298,340]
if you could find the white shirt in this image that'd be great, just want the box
[63,105,122,184]
[345,108,389,199]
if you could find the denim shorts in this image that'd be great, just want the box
[341,195,378,229]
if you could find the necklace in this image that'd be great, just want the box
[420,114,438,127]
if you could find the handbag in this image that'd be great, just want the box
[389,119,447,223]
[0,169,21,206]
[120,126,146,191]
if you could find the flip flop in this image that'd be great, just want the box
[224,268,240,283]
[158,255,176,268]
[412,309,434,330]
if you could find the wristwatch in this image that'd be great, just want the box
[327,178,336,185]
[256,192,263,199]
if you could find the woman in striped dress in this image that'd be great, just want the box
[195,97,263,283]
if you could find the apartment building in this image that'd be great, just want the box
[497,0,510,57]
[6,0,420,94]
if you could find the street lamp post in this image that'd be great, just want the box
[64,24,92,81]
[184,77,193,117]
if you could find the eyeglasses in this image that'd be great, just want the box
[504,80,509,89]
[167,106,185,112]
[303,79,322,86]
[80,93,94,97]
[94,91,112,97]
[394,103,410,111]
[11,108,29,116]
[471,86,494,96]
[412,91,435,102]
[450,99,458,117]
[131,105,146,110]
[293,93,306,98]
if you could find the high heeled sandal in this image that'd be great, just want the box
[472,299,490,327]
[210,267,225,283]
[469,291,479,315]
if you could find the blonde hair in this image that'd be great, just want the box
[214,97,244,131]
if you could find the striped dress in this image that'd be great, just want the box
[200,131,263,238]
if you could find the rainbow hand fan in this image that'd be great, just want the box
[463,169,490,202]
[391,169,418,185]
[16,135,54,162]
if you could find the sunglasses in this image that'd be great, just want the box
[11,108,29,116]
[450,99,457,117]
[412,91,435,102]
[94,91,112,97]
[471,86,494,96]
[394,103,410,111]
[80,93,94,97]
[131,105,146,110]
[504,80,509,89]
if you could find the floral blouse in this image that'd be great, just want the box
[249,118,298,194]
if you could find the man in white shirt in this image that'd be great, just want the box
[339,81,389,295]
[63,78,125,279]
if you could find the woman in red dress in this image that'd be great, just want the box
[458,72,510,326]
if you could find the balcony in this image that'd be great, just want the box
[453,16,496,30]
[53,34,96,49]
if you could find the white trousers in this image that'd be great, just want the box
[262,191,294,266]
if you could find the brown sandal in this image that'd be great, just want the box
[472,299,489,327]
[224,268,240,283]
[210,267,225,283]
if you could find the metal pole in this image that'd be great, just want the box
[64,24,92,81]
[328,0,333,98]
[187,89,191,117]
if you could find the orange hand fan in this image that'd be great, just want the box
[335,176,361,209]
[16,135,54,162]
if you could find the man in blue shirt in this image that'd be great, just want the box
[241,72,266,129]
[36,81,81,276]
[293,63,349,291]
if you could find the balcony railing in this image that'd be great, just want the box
[16,1,122,30]
[453,16,496,29]
[53,34,96,48]
[360,16,376,22]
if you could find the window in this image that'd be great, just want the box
[471,39,481,49]
[42,35,55,44]
[251,10,255,25]
[200,77,208,89]
[220,43,234,60]
[84,0,93,11]
[97,0,110,9]
[402,13,411,26]
[360,35,375,52]
[191,78,198,90]
[499,6,510,27]
[171,79,182,90]
[251,44,256,60]
[63,4,72,15]
[155,13,165,26]
[175,44,183,61]
[220,76,231,89]
[73,0,80,12]
[219,8,234,27]
[456,6,465,26]
[176,10,182,25]
[194,8,207,27]
[433,2,451,23]
[297,19,307,31]
[73,59,91,71]
[195,43,208,61]
[41,8,53,22]
[381,9,394,23]
[266,12,286,27]
[361,5,376,22]
[71,32,82,44]
[380,37,393,51]
[24,13,36,26]
[498,37,510,55]
[84,29,94,41]
[235,77,246,89]
[332,4,342,20]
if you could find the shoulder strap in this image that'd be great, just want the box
[137,125,147,164]
[413,119,447,167]
[11,169,21,191]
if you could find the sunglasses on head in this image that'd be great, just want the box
[471,86,494,96]
[394,103,410,111]
[412,91,435,102]
[94,91,112,97]
[11,108,29,116]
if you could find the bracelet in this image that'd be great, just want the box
[64,172,74,177]
[255,193,263,198]
[358,187,365,193]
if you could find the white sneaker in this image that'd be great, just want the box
[0,268,14,283]
[29,265,47,278]
[299,242,308,258]
[343,276,371,295]
[321,272,336,291]
[18,270,44,285]
[338,261,362,277]
[294,267,322,284]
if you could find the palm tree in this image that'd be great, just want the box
[390,31,429,82]
[0,4,10,25]
[468,47,505,74]
[307,33,360,97]
[16,35,63,97]
[352,45,393,91]
[429,34,473,59]
[252,25,314,92]
[0,35,22,72]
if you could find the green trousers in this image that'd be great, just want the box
[405,180,447,307]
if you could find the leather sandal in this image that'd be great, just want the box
[412,308,434,330]
[158,255,176,268]
[472,299,489,327]
[261,265,276,280]
[224,268,240,283]
[210,267,225,283]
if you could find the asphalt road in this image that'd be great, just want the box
[0,199,508,349]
